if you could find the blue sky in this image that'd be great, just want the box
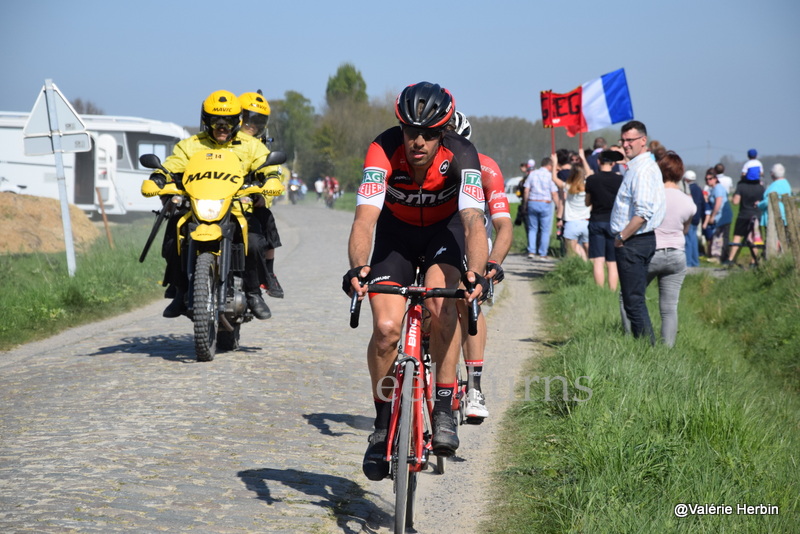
[2,0,797,166]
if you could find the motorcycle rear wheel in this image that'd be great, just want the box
[193,252,218,362]
[217,323,240,352]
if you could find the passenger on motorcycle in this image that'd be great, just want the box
[238,91,285,299]
[446,111,513,423]
[343,82,488,481]
[142,89,282,319]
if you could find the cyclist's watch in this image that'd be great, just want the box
[616,232,625,243]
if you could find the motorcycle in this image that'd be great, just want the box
[140,149,286,362]
[288,182,302,204]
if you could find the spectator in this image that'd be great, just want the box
[703,170,733,263]
[725,171,765,266]
[514,160,534,231]
[682,170,705,267]
[701,167,716,257]
[552,149,573,256]
[557,159,591,261]
[314,177,325,201]
[648,140,667,162]
[611,120,666,345]
[586,136,607,174]
[523,156,559,260]
[714,163,733,195]
[757,163,793,234]
[585,149,624,289]
[741,149,764,184]
[624,151,695,347]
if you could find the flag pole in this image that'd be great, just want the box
[579,131,583,152]
[550,129,555,155]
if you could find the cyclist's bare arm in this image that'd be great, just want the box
[347,204,380,297]
[488,217,513,280]
[461,207,489,301]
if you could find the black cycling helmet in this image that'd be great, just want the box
[395,81,455,130]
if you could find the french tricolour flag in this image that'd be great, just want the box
[581,68,634,132]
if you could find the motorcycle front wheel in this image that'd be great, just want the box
[192,252,218,362]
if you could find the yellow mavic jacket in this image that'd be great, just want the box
[156,131,277,180]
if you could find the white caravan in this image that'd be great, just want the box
[0,111,190,215]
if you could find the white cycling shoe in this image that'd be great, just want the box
[465,388,489,420]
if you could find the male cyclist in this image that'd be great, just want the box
[239,91,285,299]
[343,82,488,481]
[446,111,512,423]
[142,89,283,319]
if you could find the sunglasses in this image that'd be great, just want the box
[210,117,239,129]
[403,126,441,141]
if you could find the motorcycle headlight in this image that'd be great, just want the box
[194,199,225,221]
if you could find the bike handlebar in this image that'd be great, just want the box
[349,284,479,336]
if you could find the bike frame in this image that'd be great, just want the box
[384,287,434,473]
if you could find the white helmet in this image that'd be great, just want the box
[448,110,472,140]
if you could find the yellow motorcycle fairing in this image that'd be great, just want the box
[190,223,224,242]
[174,150,254,255]
[182,151,246,222]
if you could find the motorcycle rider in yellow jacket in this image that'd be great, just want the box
[142,89,283,319]
[238,91,286,299]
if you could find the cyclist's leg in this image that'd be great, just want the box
[457,301,488,420]
[422,216,465,454]
[362,226,417,480]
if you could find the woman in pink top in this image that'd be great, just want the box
[622,151,696,346]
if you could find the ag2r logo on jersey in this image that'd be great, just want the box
[462,171,485,203]
[358,167,386,198]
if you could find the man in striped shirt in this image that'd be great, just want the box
[610,120,666,345]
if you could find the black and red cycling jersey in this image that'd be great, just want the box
[356,127,485,225]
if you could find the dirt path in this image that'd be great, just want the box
[0,201,552,533]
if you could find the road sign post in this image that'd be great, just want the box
[23,80,91,277]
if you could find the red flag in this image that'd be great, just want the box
[540,86,587,137]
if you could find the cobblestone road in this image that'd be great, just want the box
[0,201,551,533]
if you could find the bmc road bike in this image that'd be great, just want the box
[350,277,478,533]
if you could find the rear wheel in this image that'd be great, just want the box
[393,360,415,534]
[216,323,240,352]
[192,252,218,362]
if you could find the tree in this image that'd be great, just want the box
[325,63,367,107]
[72,98,104,115]
[268,90,316,175]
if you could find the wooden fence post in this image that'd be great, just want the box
[784,197,800,269]
[765,195,779,258]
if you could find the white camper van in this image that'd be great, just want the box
[0,111,190,215]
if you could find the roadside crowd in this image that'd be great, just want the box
[518,129,793,347]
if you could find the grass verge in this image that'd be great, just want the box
[0,218,166,351]
[486,255,800,533]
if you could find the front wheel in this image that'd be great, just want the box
[393,360,416,533]
[192,252,218,362]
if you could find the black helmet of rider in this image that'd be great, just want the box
[201,90,242,144]
[447,110,472,140]
[394,81,455,130]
